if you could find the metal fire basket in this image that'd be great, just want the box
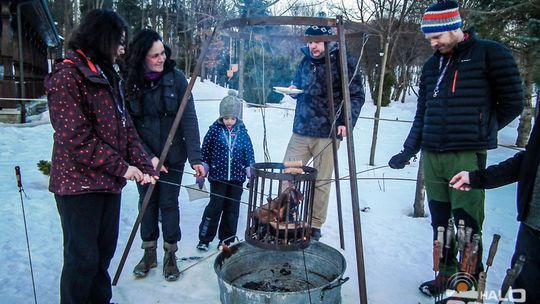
[245,162,317,251]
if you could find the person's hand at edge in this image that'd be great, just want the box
[151,156,168,173]
[449,171,472,191]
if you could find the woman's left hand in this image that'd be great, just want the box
[192,164,206,178]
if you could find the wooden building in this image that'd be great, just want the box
[0,0,59,122]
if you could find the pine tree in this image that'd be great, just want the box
[469,0,540,147]
[37,160,51,176]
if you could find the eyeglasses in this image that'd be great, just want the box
[119,38,126,48]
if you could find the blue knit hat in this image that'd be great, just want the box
[421,0,462,34]
[304,25,333,36]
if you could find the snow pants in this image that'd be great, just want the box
[423,150,486,276]
[198,181,243,244]
[55,192,121,304]
[283,134,340,229]
[137,168,183,244]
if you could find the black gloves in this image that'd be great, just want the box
[388,149,416,169]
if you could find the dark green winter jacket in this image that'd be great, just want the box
[404,31,523,154]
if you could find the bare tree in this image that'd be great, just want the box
[331,0,420,166]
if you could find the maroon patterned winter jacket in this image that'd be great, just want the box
[45,49,155,195]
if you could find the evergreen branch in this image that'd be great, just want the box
[464,2,537,15]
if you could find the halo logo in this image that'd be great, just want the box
[443,272,526,303]
[447,272,477,294]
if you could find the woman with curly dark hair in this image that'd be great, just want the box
[45,9,157,304]
[123,29,205,281]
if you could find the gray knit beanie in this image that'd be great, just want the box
[219,89,242,119]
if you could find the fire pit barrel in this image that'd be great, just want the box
[214,241,348,304]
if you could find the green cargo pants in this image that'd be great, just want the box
[423,150,486,276]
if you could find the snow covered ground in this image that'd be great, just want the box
[1,79,522,303]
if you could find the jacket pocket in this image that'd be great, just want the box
[162,86,179,114]
[127,98,142,117]
[477,109,485,140]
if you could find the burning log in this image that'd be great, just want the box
[251,187,303,224]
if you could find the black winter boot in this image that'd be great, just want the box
[133,241,157,278]
[163,242,180,281]
[419,273,450,297]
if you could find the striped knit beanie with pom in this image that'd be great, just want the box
[421,0,462,34]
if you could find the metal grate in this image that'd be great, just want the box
[245,162,317,251]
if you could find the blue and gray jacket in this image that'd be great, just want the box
[202,119,255,182]
[291,43,365,138]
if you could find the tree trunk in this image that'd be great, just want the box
[413,154,425,218]
[394,65,410,103]
[535,86,539,121]
[238,38,245,101]
[369,39,389,166]
[392,66,403,101]
[516,49,534,147]
[63,0,73,54]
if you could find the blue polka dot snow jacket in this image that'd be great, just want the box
[202,120,255,182]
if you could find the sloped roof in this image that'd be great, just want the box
[12,0,60,47]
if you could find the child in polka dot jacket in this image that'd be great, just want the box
[196,90,255,251]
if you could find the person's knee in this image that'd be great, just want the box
[428,200,452,228]
[160,200,180,213]
[452,208,481,234]
[66,250,99,275]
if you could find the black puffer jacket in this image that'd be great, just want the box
[404,31,523,153]
[126,65,202,169]
[291,44,365,138]
[469,120,540,221]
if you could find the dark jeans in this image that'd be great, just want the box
[55,192,121,304]
[198,180,243,243]
[512,223,540,304]
[137,169,182,243]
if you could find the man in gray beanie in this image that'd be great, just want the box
[284,24,365,241]
[388,0,524,297]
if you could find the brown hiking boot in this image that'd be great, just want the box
[163,242,180,281]
[133,241,157,278]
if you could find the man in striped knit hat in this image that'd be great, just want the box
[388,0,524,297]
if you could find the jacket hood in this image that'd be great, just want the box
[51,49,109,85]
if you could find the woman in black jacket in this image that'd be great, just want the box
[123,29,205,281]
[450,120,540,301]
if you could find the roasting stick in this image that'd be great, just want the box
[432,239,442,303]
[499,255,525,304]
[476,234,500,303]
